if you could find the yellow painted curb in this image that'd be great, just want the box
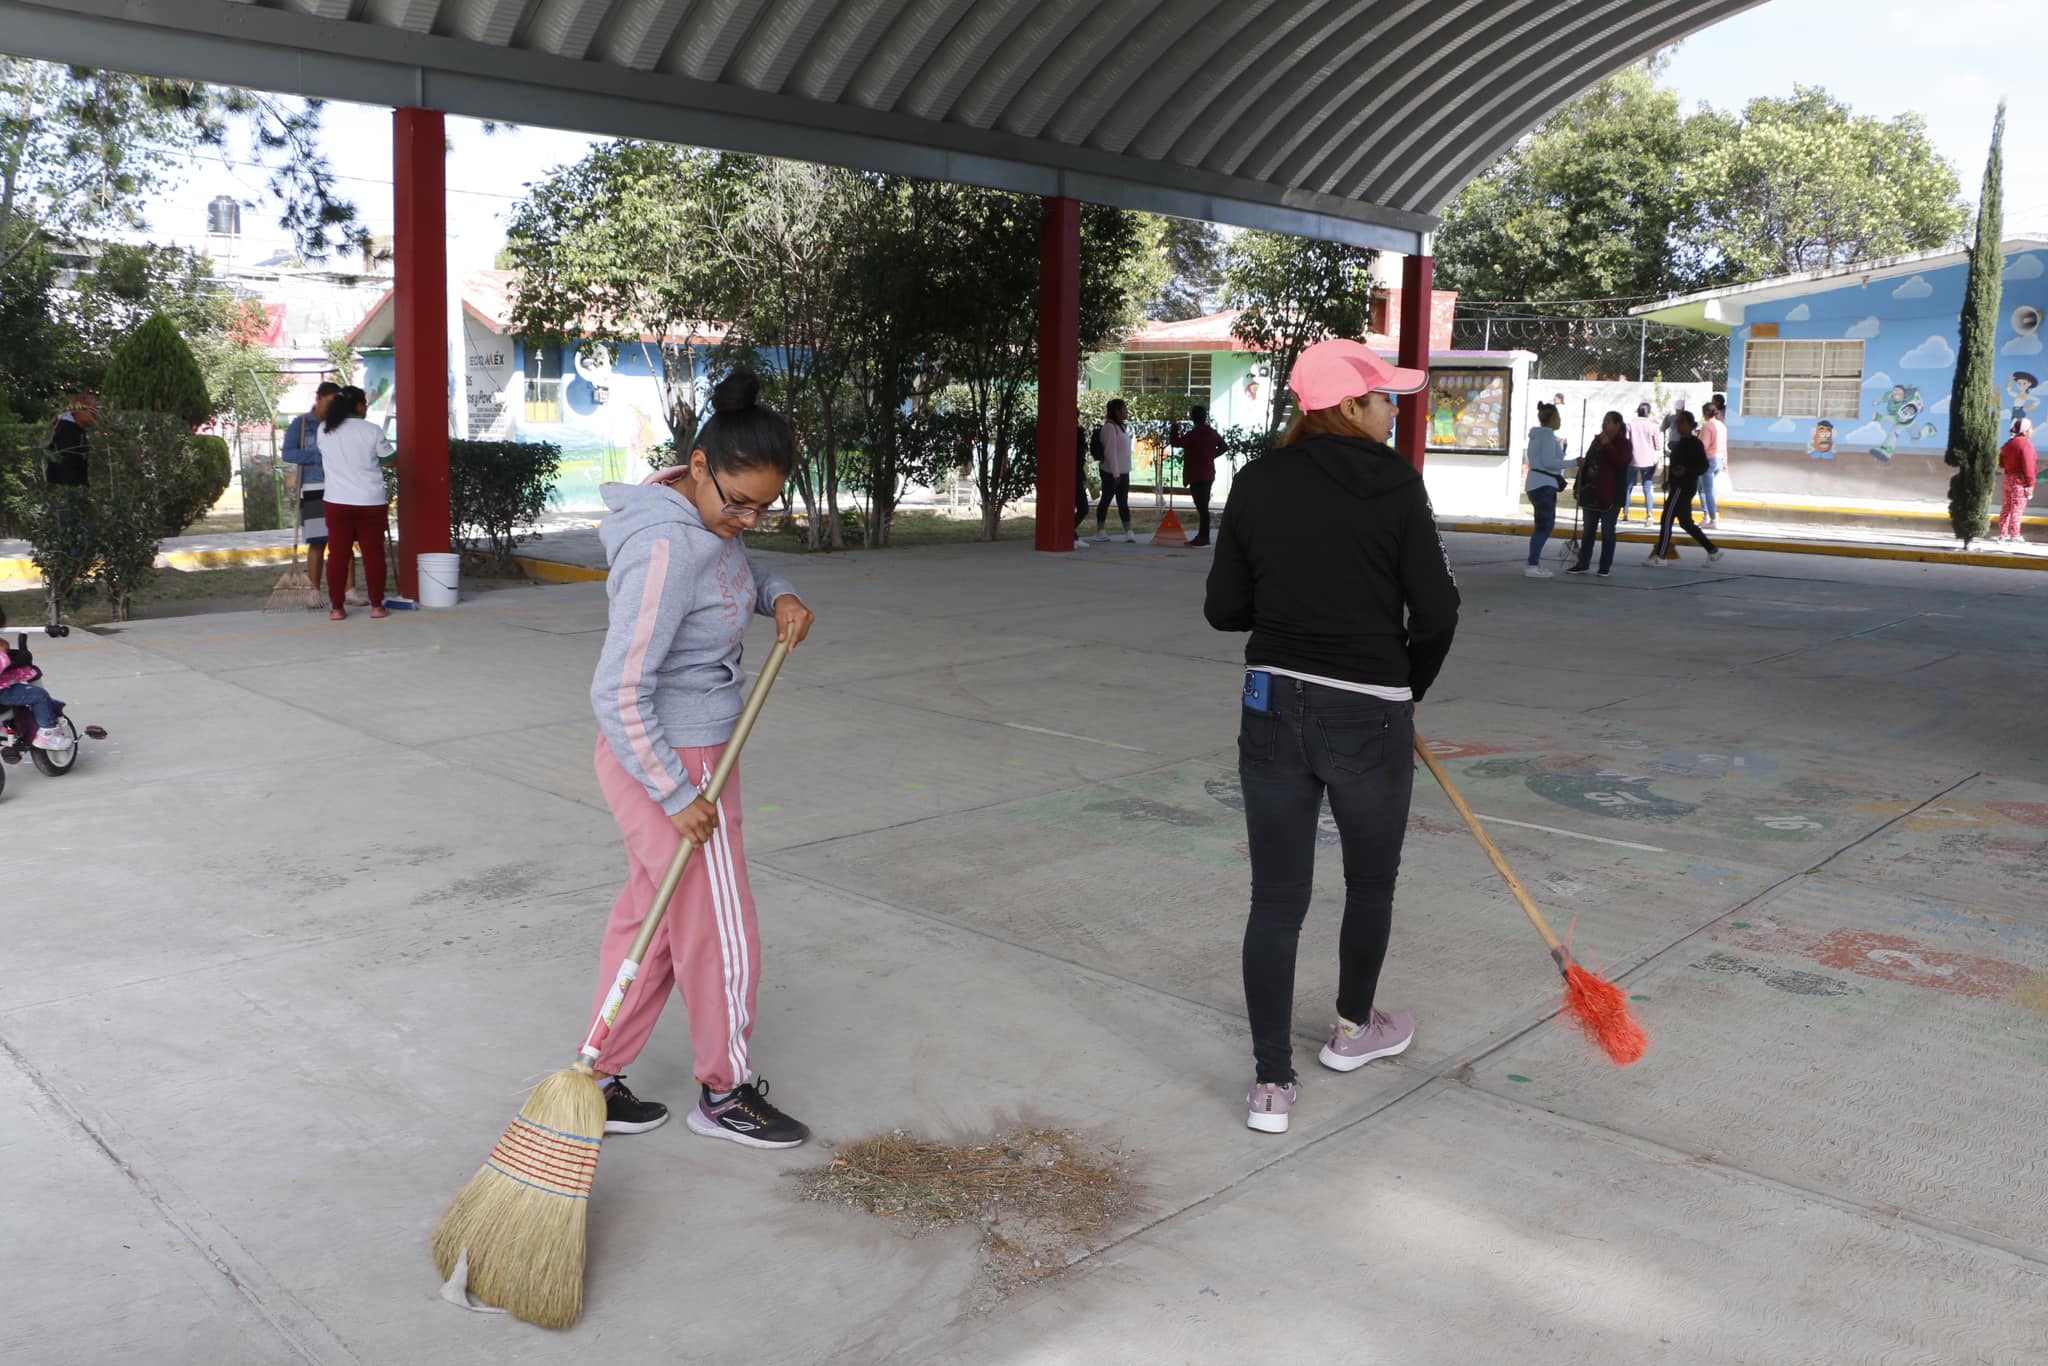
[1444,520,2048,571]
[516,556,608,584]
[2,543,298,587]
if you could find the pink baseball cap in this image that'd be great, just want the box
[1289,339,1428,410]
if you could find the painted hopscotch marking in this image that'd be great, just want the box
[1002,722,1149,753]
[1474,813,1667,853]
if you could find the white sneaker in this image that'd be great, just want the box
[1073,536,1090,549]
[1645,553,1666,566]
[1522,565,1553,578]
[32,726,72,751]
[1122,531,1138,544]
[344,587,370,606]
[1706,549,1725,565]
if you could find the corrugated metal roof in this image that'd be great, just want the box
[5,0,1765,250]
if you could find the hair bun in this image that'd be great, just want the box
[712,369,760,414]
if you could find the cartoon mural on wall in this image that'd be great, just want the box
[2008,370,2039,421]
[1806,419,1835,460]
[1868,384,1937,462]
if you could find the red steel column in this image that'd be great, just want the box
[1395,249,1433,471]
[1034,195,1080,552]
[393,107,452,599]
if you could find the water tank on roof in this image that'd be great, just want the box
[207,195,241,237]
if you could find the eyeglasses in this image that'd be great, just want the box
[706,463,771,524]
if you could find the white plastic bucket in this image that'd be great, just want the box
[417,552,462,609]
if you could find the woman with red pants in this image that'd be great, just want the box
[311,385,393,620]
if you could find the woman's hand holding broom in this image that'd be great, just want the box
[774,594,813,648]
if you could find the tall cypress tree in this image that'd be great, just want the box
[1947,104,2005,545]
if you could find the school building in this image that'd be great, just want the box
[1636,236,2048,504]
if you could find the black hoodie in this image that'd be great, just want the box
[1204,433,1460,701]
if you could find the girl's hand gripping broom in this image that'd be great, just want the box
[1413,736,1648,1067]
[431,636,795,1328]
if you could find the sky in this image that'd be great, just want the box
[137,0,2033,277]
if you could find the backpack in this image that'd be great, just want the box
[1090,425,1105,463]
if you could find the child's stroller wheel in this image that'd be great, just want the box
[30,715,80,777]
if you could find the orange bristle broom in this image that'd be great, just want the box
[1413,737,1648,1066]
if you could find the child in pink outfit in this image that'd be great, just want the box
[580,370,816,1151]
[0,607,72,751]
[1999,417,2037,544]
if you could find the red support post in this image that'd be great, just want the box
[1034,195,1081,552]
[393,107,451,600]
[1395,250,1434,471]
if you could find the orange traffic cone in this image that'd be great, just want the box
[1152,510,1189,547]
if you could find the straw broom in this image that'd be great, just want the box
[264,484,313,611]
[431,636,794,1328]
[1413,736,1648,1066]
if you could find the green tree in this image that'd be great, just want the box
[102,313,212,428]
[1147,216,1227,321]
[0,226,68,414]
[1694,88,1967,279]
[1947,105,2005,546]
[1223,230,1377,432]
[0,59,362,269]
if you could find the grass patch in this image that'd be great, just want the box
[795,1125,1134,1295]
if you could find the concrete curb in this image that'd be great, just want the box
[515,555,607,584]
[1442,518,2048,571]
[0,542,300,587]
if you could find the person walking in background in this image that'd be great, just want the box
[45,395,98,487]
[312,385,395,621]
[1568,411,1632,577]
[1170,403,1225,547]
[1648,410,1723,566]
[1205,339,1459,1136]
[1522,402,1567,578]
[1699,399,1728,528]
[1999,416,2037,545]
[1093,398,1136,544]
[1624,401,1662,524]
[282,382,345,608]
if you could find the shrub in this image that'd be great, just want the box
[450,438,562,571]
[101,314,212,429]
[88,411,183,620]
[154,432,233,537]
[0,421,42,538]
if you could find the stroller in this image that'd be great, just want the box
[0,624,106,796]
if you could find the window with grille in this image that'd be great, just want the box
[1118,352,1212,401]
[1740,339,1862,420]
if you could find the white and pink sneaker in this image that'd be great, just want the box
[32,727,72,751]
[1318,1008,1414,1072]
[1246,1080,1298,1134]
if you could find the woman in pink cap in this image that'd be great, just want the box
[1205,339,1460,1135]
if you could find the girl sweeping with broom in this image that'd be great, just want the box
[584,369,814,1149]
[1205,339,1460,1134]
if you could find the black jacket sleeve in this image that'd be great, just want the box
[1398,484,1460,701]
[1204,478,1255,632]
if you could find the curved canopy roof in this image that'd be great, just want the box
[4,0,1762,252]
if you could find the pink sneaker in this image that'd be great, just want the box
[1246,1080,1298,1134]
[1318,1008,1414,1072]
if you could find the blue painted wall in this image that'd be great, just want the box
[1723,248,2048,499]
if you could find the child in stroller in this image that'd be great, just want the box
[0,604,73,752]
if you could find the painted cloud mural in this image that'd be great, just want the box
[1899,336,1956,369]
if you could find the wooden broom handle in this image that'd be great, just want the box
[1412,735,1571,974]
[579,637,793,1066]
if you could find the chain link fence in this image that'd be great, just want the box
[1453,314,1727,389]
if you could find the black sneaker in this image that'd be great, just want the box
[685,1078,810,1149]
[602,1075,669,1134]
[1565,564,1590,575]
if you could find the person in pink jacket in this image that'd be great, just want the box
[1999,416,2037,545]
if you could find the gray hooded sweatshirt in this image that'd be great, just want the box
[589,480,800,815]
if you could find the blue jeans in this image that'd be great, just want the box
[0,681,58,729]
[1701,461,1724,520]
[1527,485,1558,565]
[1573,504,1621,573]
[1239,678,1415,1085]
[1626,466,1657,520]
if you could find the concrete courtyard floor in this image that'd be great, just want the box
[6,530,2048,1365]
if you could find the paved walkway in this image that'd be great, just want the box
[5,532,2046,1363]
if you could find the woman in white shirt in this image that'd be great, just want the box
[313,385,395,620]
[1092,399,1136,544]
[1521,403,1568,577]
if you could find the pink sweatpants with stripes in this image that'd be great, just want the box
[587,736,758,1093]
